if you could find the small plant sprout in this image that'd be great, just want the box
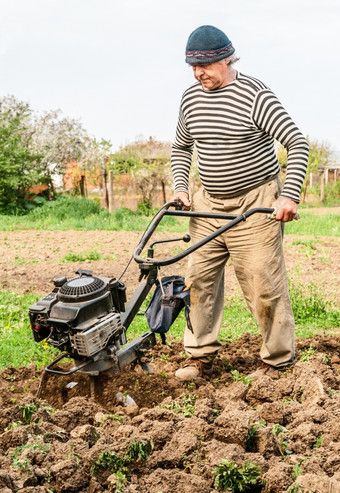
[230,369,253,386]
[12,458,32,473]
[286,482,301,493]
[91,439,153,480]
[313,436,324,448]
[107,414,124,424]
[20,403,38,424]
[213,460,263,492]
[91,450,126,477]
[9,441,50,474]
[273,423,287,436]
[162,393,197,418]
[61,249,103,262]
[322,354,329,364]
[125,439,154,462]
[292,461,304,480]
[246,421,266,451]
[272,424,292,456]
[110,470,127,493]
[300,345,317,362]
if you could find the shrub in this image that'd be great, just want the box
[29,195,101,220]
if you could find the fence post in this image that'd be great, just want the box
[108,170,114,213]
[320,171,325,203]
[80,175,86,197]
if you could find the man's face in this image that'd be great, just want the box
[191,59,230,91]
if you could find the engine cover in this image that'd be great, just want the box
[29,270,127,358]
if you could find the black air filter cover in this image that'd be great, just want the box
[58,275,106,302]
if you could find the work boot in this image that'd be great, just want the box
[249,362,293,380]
[175,358,214,382]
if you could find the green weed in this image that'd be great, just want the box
[162,393,197,418]
[20,403,37,424]
[300,345,317,362]
[213,459,263,492]
[43,430,68,442]
[4,421,23,431]
[291,239,317,258]
[160,353,170,360]
[292,461,304,480]
[220,293,258,342]
[91,450,126,477]
[9,441,50,473]
[289,279,340,329]
[91,438,153,486]
[286,483,301,493]
[109,470,127,493]
[125,439,154,462]
[231,369,253,386]
[66,441,83,463]
[313,436,324,448]
[61,249,103,262]
[272,424,292,455]
[9,441,50,460]
[12,458,32,473]
[245,421,266,451]
[106,414,124,424]
[14,255,29,265]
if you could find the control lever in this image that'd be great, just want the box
[148,234,191,258]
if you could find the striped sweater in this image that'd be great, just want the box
[171,72,309,203]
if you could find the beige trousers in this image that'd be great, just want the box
[184,177,295,368]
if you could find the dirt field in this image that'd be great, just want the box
[0,215,340,492]
[1,227,340,302]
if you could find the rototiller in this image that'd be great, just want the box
[28,200,274,377]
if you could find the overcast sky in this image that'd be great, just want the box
[1,0,339,153]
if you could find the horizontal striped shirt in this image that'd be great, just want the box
[171,72,309,203]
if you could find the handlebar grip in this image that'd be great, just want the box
[173,198,185,210]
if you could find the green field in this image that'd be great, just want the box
[1,278,339,371]
[0,197,339,370]
[0,195,339,235]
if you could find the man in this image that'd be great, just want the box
[171,25,309,381]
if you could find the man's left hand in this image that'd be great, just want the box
[271,196,298,222]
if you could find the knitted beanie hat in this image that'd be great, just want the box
[185,25,235,64]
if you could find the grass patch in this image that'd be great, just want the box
[220,280,340,341]
[1,277,339,370]
[61,249,103,262]
[289,279,340,330]
[0,291,59,370]
[0,196,188,233]
[1,196,339,236]
[285,211,339,236]
[290,239,318,258]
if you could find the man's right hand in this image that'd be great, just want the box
[172,191,191,211]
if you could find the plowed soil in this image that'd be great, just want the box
[1,218,340,493]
